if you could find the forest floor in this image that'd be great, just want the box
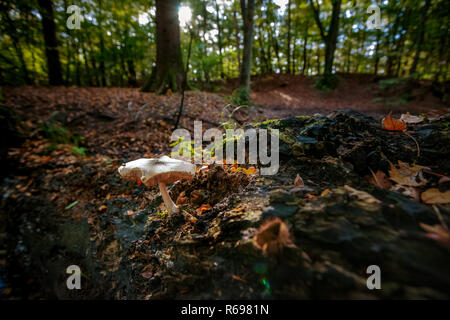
[0,74,449,299]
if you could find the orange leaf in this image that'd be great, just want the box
[420,223,450,250]
[382,111,407,131]
[294,174,304,187]
[305,193,318,200]
[231,274,247,282]
[320,189,330,196]
[196,204,213,215]
[368,169,392,189]
[421,188,450,204]
[98,205,107,212]
[176,191,188,205]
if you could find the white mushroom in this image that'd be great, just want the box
[118,156,195,214]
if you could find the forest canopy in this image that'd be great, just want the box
[0,0,448,89]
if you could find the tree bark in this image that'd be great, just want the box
[37,0,63,85]
[142,0,184,93]
[409,0,431,76]
[309,0,342,77]
[214,0,224,78]
[286,0,292,74]
[239,0,255,92]
[233,9,242,73]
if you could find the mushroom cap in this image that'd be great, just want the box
[118,156,196,186]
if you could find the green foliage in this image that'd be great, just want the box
[230,87,251,106]
[40,123,86,155]
[315,74,339,91]
[378,78,408,90]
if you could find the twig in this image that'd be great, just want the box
[433,205,448,231]
[403,131,420,158]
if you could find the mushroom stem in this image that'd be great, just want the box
[158,182,179,214]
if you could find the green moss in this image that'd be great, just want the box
[295,115,310,120]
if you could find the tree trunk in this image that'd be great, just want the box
[309,0,341,86]
[233,9,242,73]
[214,0,224,78]
[302,25,308,75]
[239,0,255,92]
[37,0,63,85]
[374,30,380,75]
[286,0,292,74]
[142,0,184,93]
[409,0,431,76]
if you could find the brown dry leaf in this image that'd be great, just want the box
[253,217,295,255]
[320,189,330,196]
[388,161,428,187]
[243,167,258,176]
[421,188,450,204]
[420,223,450,250]
[141,271,153,279]
[305,193,318,200]
[231,274,247,282]
[382,111,407,131]
[126,210,135,216]
[196,204,213,215]
[294,174,304,187]
[439,176,450,184]
[391,185,420,201]
[399,112,424,124]
[98,205,107,212]
[18,179,34,192]
[176,191,188,205]
[368,169,392,189]
[344,185,381,204]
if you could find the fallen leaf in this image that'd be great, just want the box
[98,205,107,211]
[320,189,330,196]
[126,210,135,216]
[439,176,450,184]
[141,271,153,279]
[232,275,247,282]
[243,167,258,175]
[344,185,381,204]
[294,174,304,187]
[399,112,424,124]
[421,188,450,204]
[18,179,34,192]
[391,184,420,201]
[305,193,318,200]
[382,111,406,131]
[388,161,428,187]
[176,191,188,205]
[420,223,450,250]
[253,218,295,255]
[196,204,213,215]
[368,169,392,189]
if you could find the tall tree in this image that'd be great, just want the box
[409,0,431,76]
[308,0,342,82]
[37,0,63,85]
[286,0,292,74]
[142,0,184,93]
[239,0,255,93]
